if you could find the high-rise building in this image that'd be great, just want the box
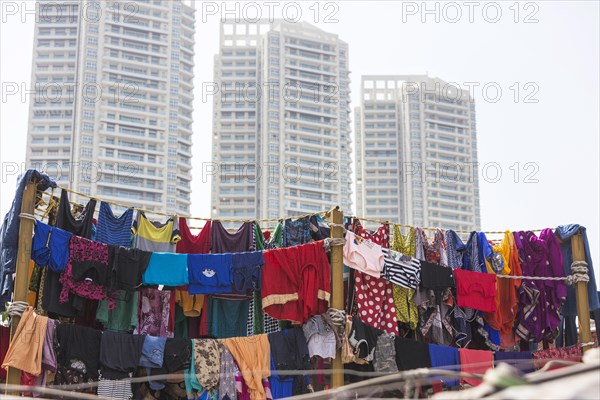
[355,75,481,231]
[25,0,196,214]
[211,21,352,220]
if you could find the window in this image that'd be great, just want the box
[81,148,92,157]
[87,49,97,58]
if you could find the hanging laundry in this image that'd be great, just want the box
[148,338,192,388]
[350,221,397,336]
[178,218,212,254]
[96,291,138,333]
[54,324,101,386]
[219,346,240,400]
[132,211,180,252]
[139,336,167,369]
[303,315,337,360]
[459,348,493,386]
[1,306,48,376]
[348,317,382,362]
[394,336,431,371]
[483,231,522,349]
[381,248,421,290]
[143,252,189,287]
[95,202,133,247]
[373,333,398,373]
[282,217,312,247]
[209,298,250,338]
[391,226,419,332]
[221,334,271,400]
[494,350,533,373]
[187,253,233,295]
[31,222,72,272]
[175,289,204,318]
[108,246,152,291]
[97,377,134,400]
[135,287,173,338]
[42,191,96,318]
[232,251,264,294]
[343,230,384,278]
[99,331,145,380]
[514,229,566,343]
[454,268,497,313]
[262,241,331,324]
[268,328,310,397]
[0,169,55,302]
[428,344,460,387]
[309,214,330,241]
[253,224,281,336]
[185,338,221,398]
[264,223,283,250]
[444,230,465,269]
[532,345,581,369]
[59,235,115,307]
[211,221,255,253]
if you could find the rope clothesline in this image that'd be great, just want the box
[39,185,550,236]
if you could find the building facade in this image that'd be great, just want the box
[355,75,481,231]
[211,21,352,220]
[25,0,196,214]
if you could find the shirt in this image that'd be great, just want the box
[132,212,180,252]
[343,231,384,278]
[95,202,133,247]
[454,268,497,312]
[143,252,189,287]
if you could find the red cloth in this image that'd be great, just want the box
[177,219,211,254]
[459,348,493,386]
[454,269,497,312]
[0,326,9,380]
[262,241,331,323]
[532,346,582,370]
[354,272,398,335]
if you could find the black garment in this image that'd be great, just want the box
[70,259,110,287]
[349,317,382,361]
[268,328,310,395]
[211,221,255,253]
[394,337,431,371]
[100,331,145,379]
[109,246,152,291]
[42,191,97,318]
[56,324,102,380]
[419,261,455,305]
[150,338,192,376]
[309,215,330,241]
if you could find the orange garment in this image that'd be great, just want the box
[459,348,493,387]
[484,231,522,348]
[175,288,204,317]
[2,307,48,376]
[221,334,270,400]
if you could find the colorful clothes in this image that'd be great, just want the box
[282,217,312,247]
[95,202,133,247]
[134,288,173,338]
[132,212,180,252]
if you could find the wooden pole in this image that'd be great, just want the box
[6,180,37,387]
[571,232,593,353]
[329,206,344,388]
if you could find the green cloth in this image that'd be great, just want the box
[96,290,138,332]
[174,304,189,339]
[208,298,249,339]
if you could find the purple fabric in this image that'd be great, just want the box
[210,221,255,253]
[514,230,565,342]
[42,318,58,372]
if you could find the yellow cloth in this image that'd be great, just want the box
[2,307,48,376]
[220,335,270,400]
[391,226,418,328]
[132,213,181,243]
[175,289,204,318]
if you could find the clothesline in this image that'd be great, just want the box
[39,185,548,236]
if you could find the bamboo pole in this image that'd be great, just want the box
[6,180,37,387]
[571,232,593,352]
[329,206,344,388]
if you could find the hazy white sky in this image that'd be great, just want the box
[1,1,599,284]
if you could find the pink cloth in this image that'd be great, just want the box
[459,348,493,386]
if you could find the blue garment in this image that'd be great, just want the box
[445,230,466,269]
[139,336,167,368]
[188,254,233,295]
[31,222,72,272]
[143,253,188,286]
[555,225,600,315]
[95,202,133,247]
[477,232,493,272]
[428,344,459,387]
[269,357,294,399]
[282,217,312,247]
[494,351,533,373]
[232,251,264,293]
[0,169,55,299]
[462,232,480,272]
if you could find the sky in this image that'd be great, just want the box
[1,1,599,285]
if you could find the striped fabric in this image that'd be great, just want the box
[97,376,133,400]
[381,248,421,290]
[95,202,133,247]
